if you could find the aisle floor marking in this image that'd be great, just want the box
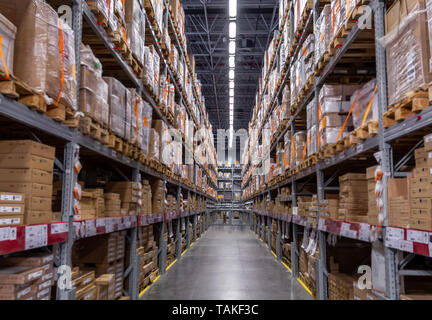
[166,259,177,271]
[140,230,207,298]
[139,275,161,297]
[297,278,315,298]
[271,250,277,258]
[251,229,315,299]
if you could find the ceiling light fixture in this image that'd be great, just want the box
[229,56,235,68]
[229,40,236,54]
[229,82,234,89]
[229,21,236,38]
[229,69,235,80]
[229,0,237,18]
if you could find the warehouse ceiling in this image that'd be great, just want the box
[183,0,279,141]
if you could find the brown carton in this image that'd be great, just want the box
[0,182,52,198]
[0,214,22,226]
[0,168,52,184]
[0,153,53,172]
[0,192,24,204]
[0,140,55,159]
[0,266,44,284]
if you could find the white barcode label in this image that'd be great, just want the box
[0,194,22,201]
[85,220,96,237]
[401,240,414,252]
[0,217,21,226]
[407,230,429,244]
[28,270,43,281]
[0,206,22,213]
[341,222,357,239]
[318,218,326,231]
[25,225,47,250]
[358,223,370,242]
[51,222,68,234]
[17,287,31,299]
[0,227,16,241]
[386,227,404,241]
[96,218,106,228]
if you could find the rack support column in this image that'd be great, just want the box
[56,142,79,300]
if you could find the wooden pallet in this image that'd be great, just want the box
[79,116,109,144]
[351,120,379,140]
[383,89,429,128]
[108,134,123,151]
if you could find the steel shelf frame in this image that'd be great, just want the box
[0,0,214,301]
[243,0,423,300]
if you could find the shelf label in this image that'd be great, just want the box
[25,225,48,250]
[356,144,364,153]
[51,222,68,234]
[106,219,114,233]
[407,230,429,244]
[401,240,413,253]
[318,218,326,231]
[358,223,370,242]
[96,218,106,228]
[85,220,96,237]
[292,207,298,215]
[340,222,357,239]
[386,227,404,241]
[0,227,16,242]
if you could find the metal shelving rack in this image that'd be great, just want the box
[241,0,432,300]
[216,164,242,224]
[0,0,217,300]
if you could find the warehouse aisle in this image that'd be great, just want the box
[141,222,313,300]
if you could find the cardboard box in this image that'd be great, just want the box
[0,215,22,226]
[0,266,44,284]
[27,197,51,211]
[0,283,37,300]
[24,211,52,225]
[0,141,55,159]
[0,192,24,204]
[411,197,432,209]
[0,153,54,172]
[0,182,52,198]
[409,216,432,231]
[0,204,24,215]
[0,168,52,184]
[424,134,432,152]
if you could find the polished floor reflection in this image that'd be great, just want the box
[142,219,313,300]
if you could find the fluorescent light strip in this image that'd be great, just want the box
[229,21,236,38]
[229,0,237,18]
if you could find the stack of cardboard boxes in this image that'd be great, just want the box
[95,274,115,300]
[297,196,312,217]
[388,177,410,228]
[72,269,96,300]
[141,179,152,214]
[150,179,165,214]
[328,272,357,300]
[0,140,55,226]
[166,194,178,214]
[0,252,54,300]
[410,136,432,230]
[366,166,379,225]
[338,173,368,222]
[73,231,126,299]
[78,188,105,220]
[137,225,158,291]
[0,191,25,227]
[104,193,121,217]
[106,182,142,216]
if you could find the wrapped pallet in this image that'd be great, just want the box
[292,131,307,167]
[351,79,378,130]
[0,12,16,77]
[0,0,77,109]
[314,5,331,67]
[104,77,129,140]
[79,45,109,127]
[125,0,146,65]
[382,0,432,105]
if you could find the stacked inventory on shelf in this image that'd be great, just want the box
[0,0,215,300]
[242,0,432,300]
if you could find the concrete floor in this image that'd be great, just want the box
[141,219,313,300]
